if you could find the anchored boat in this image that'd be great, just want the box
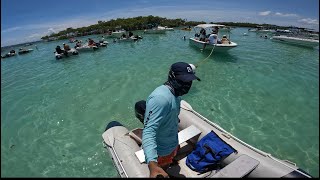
[271,35,319,48]
[144,26,167,34]
[18,48,33,54]
[189,24,237,52]
[75,45,99,52]
[102,100,312,178]
[54,48,79,59]
[1,50,16,59]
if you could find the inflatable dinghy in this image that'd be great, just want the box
[102,100,312,178]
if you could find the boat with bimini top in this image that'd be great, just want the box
[189,24,237,52]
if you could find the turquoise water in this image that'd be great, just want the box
[1,28,319,177]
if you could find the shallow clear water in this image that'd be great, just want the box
[1,28,319,177]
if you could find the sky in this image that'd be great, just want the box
[1,0,319,47]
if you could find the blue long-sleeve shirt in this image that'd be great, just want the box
[142,85,181,163]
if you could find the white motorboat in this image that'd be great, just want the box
[118,36,139,42]
[110,30,126,38]
[102,100,313,178]
[256,29,276,34]
[144,26,167,34]
[1,50,16,59]
[249,26,276,34]
[248,28,257,32]
[271,35,319,48]
[18,48,33,54]
[158,26,174,31]
[98,41,108,47]
[189,24,237,52]
[181,27,192,31]
[75,45,99,52]
[54,48,78,59]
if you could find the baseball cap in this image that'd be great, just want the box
[170,62,201,82]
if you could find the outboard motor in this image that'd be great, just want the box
[134,100,146,124]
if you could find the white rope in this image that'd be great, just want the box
[195,43,216,68]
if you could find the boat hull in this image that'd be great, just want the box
[75,45,99,52]
[18,49,33,54]
[102,100,312,178]
[55,49,78,59]
[1,53,16,59]
[271,36,319,48]
[189,38,237,52]
[118,37,138,42]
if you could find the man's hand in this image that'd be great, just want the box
[148,161,169,178]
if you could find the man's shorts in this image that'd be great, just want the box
[157,146,179,167]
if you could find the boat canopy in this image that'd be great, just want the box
[195,24,225,29]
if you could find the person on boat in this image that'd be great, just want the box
[121,33,127,39]
[220,35,230,44]
[55,46,64,54]
[55,45,68,56]
[9,49,15,54]
[207,33,218,45]
[99,36,105,43]
[142,62,201,178]
[212,26,219,34]
[63,43,71,51]
[75,41,82,48]
[199,28,206,41]
[128,31,133,37]
[88,38,96,46]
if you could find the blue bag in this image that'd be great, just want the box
[186,131,236,173]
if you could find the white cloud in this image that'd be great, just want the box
[298,18,319,25]
[27,33,42,39]
[275,12,298,17]
[259,11,271,16]
[1,26,22,33]
[47,28,56,35]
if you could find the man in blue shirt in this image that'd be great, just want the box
[142,62,201,178]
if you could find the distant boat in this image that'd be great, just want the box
[189,24,237,52]
[248,26,276,34]
[144,26,167,34]
[271,35,319,48]
[117,36,139,42]
[248,28,257,32]
[1,50,16,59]
[54,48,79,59]
[75,45,99,52]
[109,30,127,38]
[162,26,174,31]
[18,48,33,54]
[181,27,192,31]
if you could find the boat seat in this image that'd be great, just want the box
[129,128,143,145]
[208,154,260,178]
[135,125,202,163]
